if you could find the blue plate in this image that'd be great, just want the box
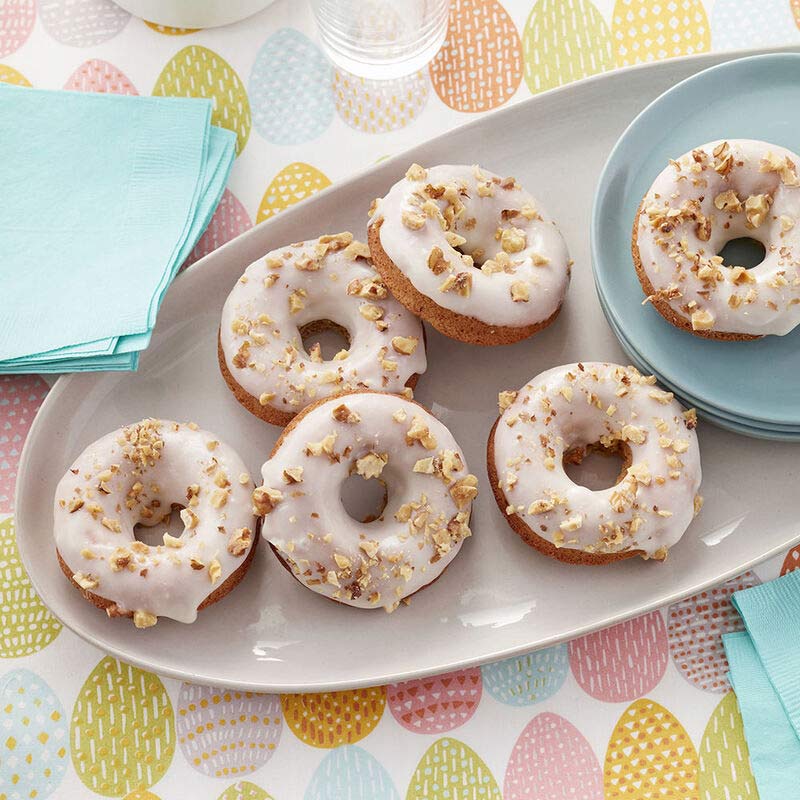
[592,53,800,427]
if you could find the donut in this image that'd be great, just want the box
[368,163,571,346]
[53,419,258,627]
[632,139,800,339]
[219,231,426,426]
[487,363,702,565]
[254,391,478,612]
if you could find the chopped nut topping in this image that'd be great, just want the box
[163,532,183,548]
[406,163,427,181]
[208,559,222,584]
[230,317,250,335]
[690,308,715,330]
[560,515,583,532]
[401,210,426,230]
[392,408,407,423]
[744,193,773,229]
[427,246,448,275]
[359,303,384,321]
[450,474,479,510]
[101,517,122,533]
[305,433,338,460]
[359,540,379,559]
[334,553,351,570]
[439,272,472,297]
[68,498,84,513]
[406,416,437,449]
[498,390,517,411]
[712,141,733,175]
[73,572,99,590]
[252,486,283,515]
[133,610,157,629]
[355,451,389,479]
[500,227,526,253]
[621,425,647,444]
[694,495,704,515]
[445,231,467,248]
[392,336,419,355]
[258,392,276,406]
[282,466,304,484]
[714,190,742,213]
[332,404,360,424]
[180,508,199,529]
[119,419,164,471]
[528,500,554,515]
[780,215,795,233]
[759,151,800,186]
[413,457,435,474]
[210,489,229,509]
[510,281,530,303]
[288,289,307,314]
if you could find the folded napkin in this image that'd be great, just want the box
[0,84,236,372]
[722,568,800,799]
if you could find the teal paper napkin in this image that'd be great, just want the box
[0,83,235,372]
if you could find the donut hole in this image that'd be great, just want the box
[563,441,632,491]
[718,237,766,270]
[132,503,187,546]
[340,474,388,524]
[300,319,351,361]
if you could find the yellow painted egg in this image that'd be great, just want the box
[604,698,698,798]
[333,69,428,134]
[698,692,757,800]
[407,737,502,800]
[523,0,614,94]
[153,46,251,156]
[71,657,175,796]
[611,0,710,67]
[144,20,199,35]
[0,64,31,86]
[429,0,523,113]
[281,687,385,748]
[0,516,61,658]
[218,781,274,800]
[256,162,331,224]
[124,792,162,800]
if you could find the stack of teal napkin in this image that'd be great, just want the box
[724,569,800,799]
[0,84,236,372]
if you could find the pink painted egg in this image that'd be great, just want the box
[176,683,282,778]
[569,610,668,702]
[183,189,252,270]
[0,0,35,59]
[387,667,482,734]
[63,59,137,94]
[0,375,49,512]
[505,712,602,800]
[667,570,760,693]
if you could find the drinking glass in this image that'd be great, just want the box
[310,0,450,79]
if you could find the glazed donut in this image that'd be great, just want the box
[633,139,800,338]
[254,391,478,612]
[488,363,702,565]
[219,232,426,426]
[53,419,258,627]
[368,163,571,345]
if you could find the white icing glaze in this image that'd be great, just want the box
[220,232,426,415]
[53,419,257,625]
[370,164,571,327]
[492,363,702,558]
[636,139,800,336]
[257,392,477,611]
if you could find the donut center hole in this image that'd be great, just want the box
[340,474,388,524]
[300,320,350,362]
[718,237,766,270]
[563,441,631,491]
[132,503,186,546]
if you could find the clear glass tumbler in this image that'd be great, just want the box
[310,0,450,80]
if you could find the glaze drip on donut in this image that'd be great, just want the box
[256,392,477,612]
[634,139,800,337]
[490,363,702,561]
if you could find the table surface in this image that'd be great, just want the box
[2,1,800,797]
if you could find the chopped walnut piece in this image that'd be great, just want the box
[359,540,379,559]
[230,317,250,335]
[334,553,352,570]
[477,181,495,198]
[163,533,183,548]
[683,409,698,429]
[282,466,304,484]
[73,572,99,590]
[101,517,122,533]
[759,151,800,186]
[406,416,437,449]
[392,336,419,355]
[343,240,371,260]
[498,390,518,411]
[559,515,583,532]
[68,497,84,513]
[712,141,733,175]
[252,486,283,515]
[690,308,715,330]
[355,451,389,479]
[439,272,472,297]
[528,500,554,515]
[450,474,478,510]
[427,246,448,275]
[532,253,550,266]
[729,266,755,285]
[413,457,435,474]
[510,281,529,302]
[500,227,526,253]
[406,163,427,181]
[714,190,742,212]
[694,495,704,515]
[744,193,773,229]
[332,404,360,424]
[133,610,157,629]
[210,489,229,509]
[621,425,647,444]
[180,508,199,529]
[401,210,426,230]
[288,289,307,314]
[445,232,467,248]
[208,559,222,584]
[359,303,384,321]
[780,215,795,233]
[305,432,338,460]
[392,408,407,423]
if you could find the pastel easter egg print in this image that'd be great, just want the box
[698,692,757,800]
[39,0,130,48]
[153,46,251,156]
[713,0,800,49]
[523,0,614,94]
[387,667,482,734]
[306,745,398,800]
[781,545,800,575]
[281,687,385,748]
[0,375,49,511]
[569,610,668,702]
[217,782,273,800]
[63,59,138,94]
[183,189,252,270]
[71,656,175,796]
[0,63,31,86]
[407,737,502,800]
[504,712,602,800]
[1,517,61,658]
[124,793,161,800]
[481,643,569,706]
[0,668,68,800]
[429,0,523,113]
[249,28,334,145]
[668,570,760,693]
[144,20,199,35]
[604,698,698,799]
[611,0,710,67]
[0,0,35,59]
[176,682,282,778]
[333,69,428,134]
[256,162,331,224]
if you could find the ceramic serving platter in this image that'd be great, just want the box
[16,47,800,692]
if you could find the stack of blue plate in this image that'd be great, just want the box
[592,52,800,441]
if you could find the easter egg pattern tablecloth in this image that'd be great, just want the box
[0,0,798,795]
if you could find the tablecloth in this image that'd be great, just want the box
[2,0,800,797]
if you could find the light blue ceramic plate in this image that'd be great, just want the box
[597,285,800,441]
[592,52,800,427]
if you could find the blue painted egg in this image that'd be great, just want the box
[713,0,800,50]
[482,643,569,706]
[305,745,398,800]
[248,28,334,146]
